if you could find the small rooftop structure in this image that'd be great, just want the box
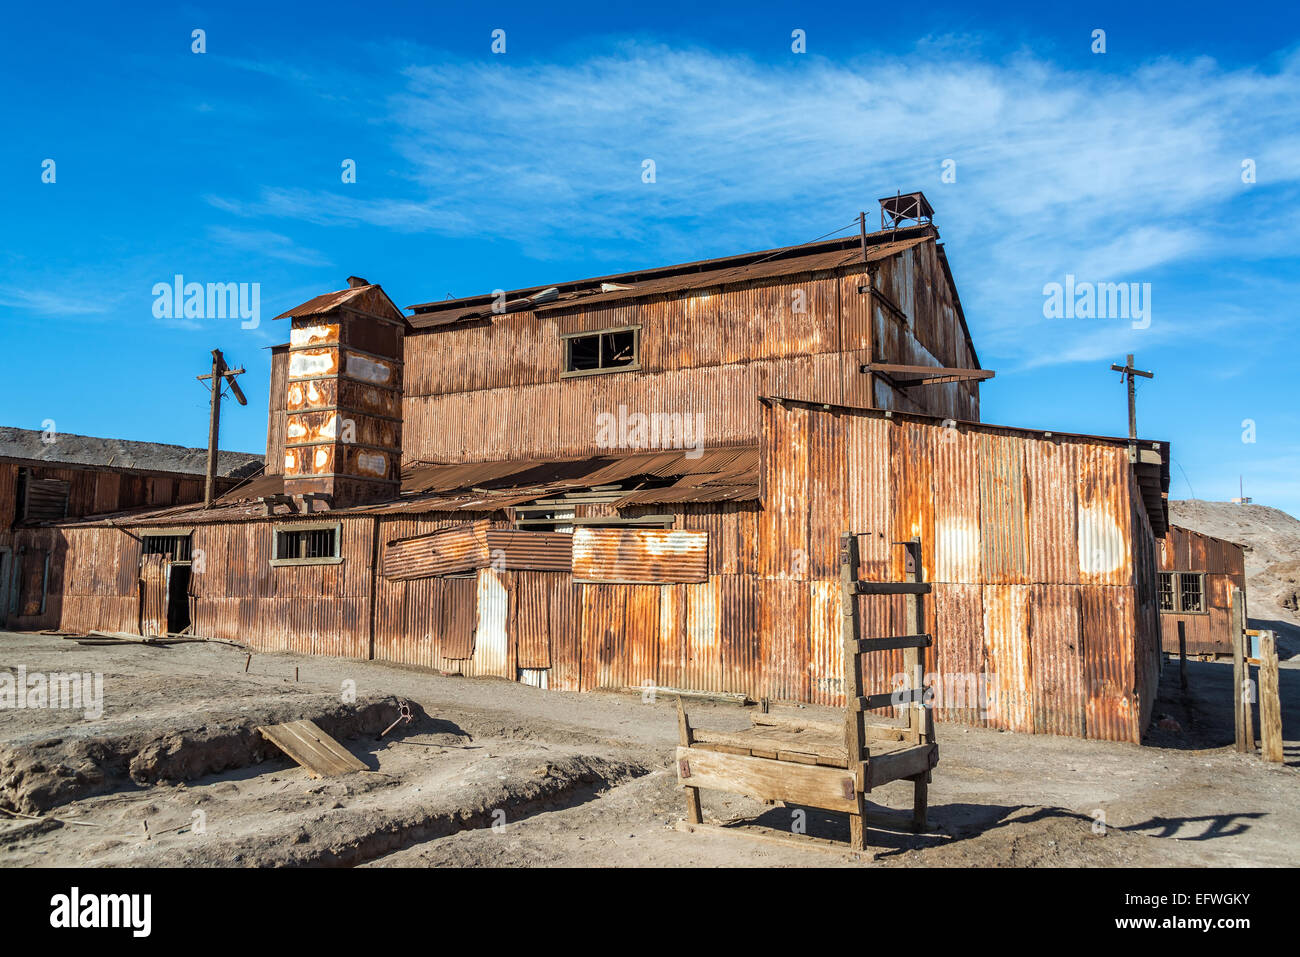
[879,191,935,230]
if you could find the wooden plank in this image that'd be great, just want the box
[865,744,938,789]
[863,363,995,381]
[856,689,925,711]
[854,634,931,652]
[258,719,367,778]
[850,581,931,596]
[1259,632,1284,764]
[676,746,858,813]
[690,727,847,764]
[673,820,871,858]
[676,697,702,823]
[1231,587,1250,753]
[750,710,843,737]
[840,532,868,850]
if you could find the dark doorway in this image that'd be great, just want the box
[166,564,191,634]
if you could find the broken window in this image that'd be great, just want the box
[1158,571,1206,614]
[271,522,341,565]
[561,327,639,376]
[17,470,69,523]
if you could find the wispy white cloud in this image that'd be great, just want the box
[206,226,333,267]
[205,40,1300,366]
[0,288,117,317]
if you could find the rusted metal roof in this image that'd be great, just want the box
[274,282,408,325]
[0,426,263,478]
[406,227,936,327]
[48,444,760,528]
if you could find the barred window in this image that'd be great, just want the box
[142,534,193,563]
[1179,572,1205,614]
[271,523,341,565]
[1158,571,1206,614]
[1158,572,1175,612]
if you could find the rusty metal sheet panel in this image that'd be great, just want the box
[933,423,981,584]
[982,584,1032,732]
[572,527,708,584]
[680,503,760,578]
[758,401,810,580]
[677,578,720,693]
[806,406,848,580]
[807,580,842,706]
[717,574,758,695]
[579,584,623,691]
[978,432,1028,583]
[655,582,686,691]
[441,575,479,659]
[1080,584,1139,743]
[471,568,510,678]
[930,583,985,725]
[382,520,490,580]
[510,571,559,669]
[846,413,892,581]
[1025,438,1079,584]
[485,529,572,572]
[1027,584,1085,737]
[1076,444,1133,587]
[891,421,936,582]
[138,552,167,636]
[758,577,809,703]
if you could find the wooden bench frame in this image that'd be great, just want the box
[676,534,938,852]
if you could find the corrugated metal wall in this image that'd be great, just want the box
[11,401,1158,745]
[400,244,982,466]
[1156,525,1244,657]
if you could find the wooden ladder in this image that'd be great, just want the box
[840,532,935,850]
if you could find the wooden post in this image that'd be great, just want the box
[911,773,928,832]
[203,349,225,507]
[197,348,247,508]
[676,697,702,824]
[1259,633,1283,763]
[1109,354,1154,440]
[1231,586,1251,752]
[840,532,868,851]
[1177,619,1188,691]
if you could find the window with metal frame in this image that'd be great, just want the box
[1158,571,1206,614]
[1178,572,1205,614]
[1158,572,1175,612]
[560,326,640,376]
[271,522,342,566]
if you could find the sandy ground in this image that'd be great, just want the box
[1,630,1296,867]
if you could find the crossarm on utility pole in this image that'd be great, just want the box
[196,348,247,507]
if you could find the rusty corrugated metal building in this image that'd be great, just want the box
[1157,525,1246,657]
[5,193,1174,743]
[0,427,261,628]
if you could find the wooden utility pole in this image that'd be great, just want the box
[1109,353,1153,439]
[196,349,247,507]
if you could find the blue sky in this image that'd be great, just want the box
[2,1,1298,513]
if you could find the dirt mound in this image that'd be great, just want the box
[0,694,417,814]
